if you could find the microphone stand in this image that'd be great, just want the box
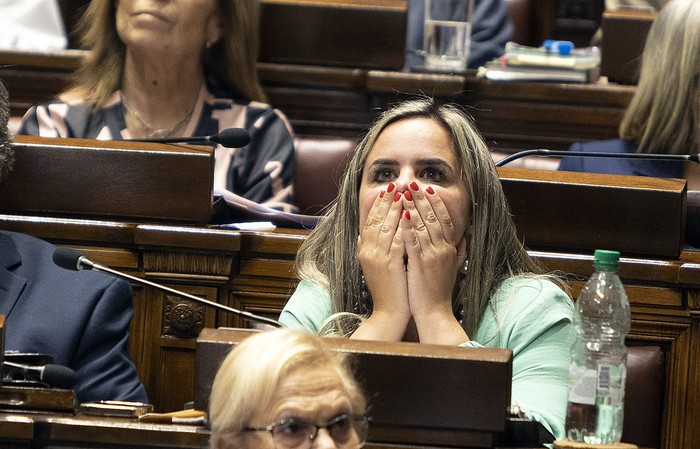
[495,149,700,167]
[78,257,284,329]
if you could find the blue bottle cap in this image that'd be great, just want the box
[542,40,574,56]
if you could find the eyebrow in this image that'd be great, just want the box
[368,158,453,171]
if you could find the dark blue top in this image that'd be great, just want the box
[404,0,513,71]
[557,139,684,178]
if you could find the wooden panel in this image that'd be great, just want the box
[499,168,687,258]
[600,9,656,85]
[0,214,699,448]
[195,328,512,448]
[0,136,214,224]
[259,0,407,69]
[139,284,218,414]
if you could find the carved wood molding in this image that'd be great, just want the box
[143,250,233,277]
[628,318,695,449]
[162,295,206,339]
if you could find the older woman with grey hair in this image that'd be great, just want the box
[279,97,575,439]
[208,328,368,449]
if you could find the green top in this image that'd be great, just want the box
[280,276,575,440]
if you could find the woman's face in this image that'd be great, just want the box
[115,0,222,57]
[239,364,359,449]
[358,117,471,248]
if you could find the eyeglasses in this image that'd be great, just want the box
[245,413,369,449]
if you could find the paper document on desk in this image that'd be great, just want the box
[212,188,319,229]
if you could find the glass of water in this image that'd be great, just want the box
[423,0,473,71]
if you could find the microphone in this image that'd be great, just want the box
[495,149,700,167]
[127,128,251,149]
[52,247,284,329]
[3,361,76,389]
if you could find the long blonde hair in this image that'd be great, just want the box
[64,0,265,107]
[295,98,544,336]
[619,0,700,154]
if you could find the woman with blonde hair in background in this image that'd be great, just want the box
[17,0,296,211]
[559,0,700,186]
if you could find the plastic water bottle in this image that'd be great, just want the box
[564,249,631,444]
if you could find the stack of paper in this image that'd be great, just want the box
[478,41,601,83]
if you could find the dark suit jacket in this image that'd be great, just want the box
[0,230,148,404]
[557,139,684,178]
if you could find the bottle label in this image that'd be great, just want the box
[596,363,625,406]
[567,364,597,405]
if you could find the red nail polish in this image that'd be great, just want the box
[426,186,435,195]
[387,182,396,193]
[410,181,419,191]
[404,189,413,201]
[379,190,385,199]
[405,210,411,220]
[394,191,401,202]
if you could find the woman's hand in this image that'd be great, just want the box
[353,182,410,341]
[401,182,469,345]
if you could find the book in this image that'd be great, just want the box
[503,41,601,70]
[477,62,601,83]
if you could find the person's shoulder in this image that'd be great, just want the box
[294,279,331,299]
[0,230,54,254]
[2,231,127,290]
[493,276,573,315]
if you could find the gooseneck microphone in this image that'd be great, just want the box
[52,247,284,329]
[3,361,76,389]
[128,127,251,149]
[495,149,700,167]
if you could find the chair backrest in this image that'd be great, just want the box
[505,0,534,45]
[623,345,665,449]
[293,137,357,215]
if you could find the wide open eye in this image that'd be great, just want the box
[371,167,396,183]
[421,166,445,182]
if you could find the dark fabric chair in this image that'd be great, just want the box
[623,345,665,449]
[505,0,534,45]
[293,137,356,215]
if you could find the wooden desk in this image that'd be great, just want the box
[0,409,545,449]
[0,49,634,152]
[0,136,695,448]
[0,214,698,449]
[0,411,209,449]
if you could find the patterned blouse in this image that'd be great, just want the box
[16,81,297,212]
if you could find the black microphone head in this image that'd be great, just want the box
[211,128,251,148]
[41,364,76,389]
[53,247,84,271]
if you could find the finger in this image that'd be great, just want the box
[419,184,457,246]
[401,208,422,261]
[362,182,398,246]
[401,186,433,252]
[379,189,405,254]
